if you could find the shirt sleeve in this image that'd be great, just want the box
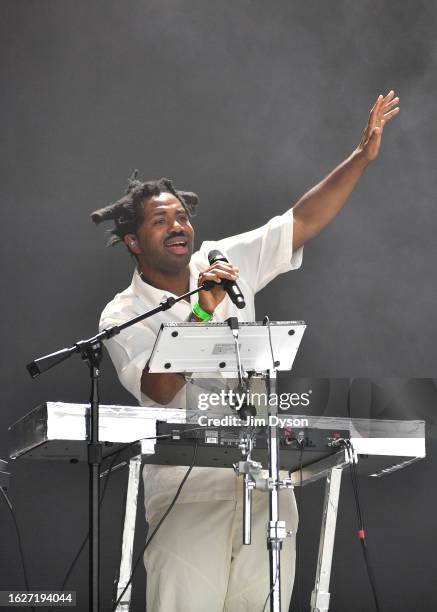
[99,303,156,404]
[199,208,303,293]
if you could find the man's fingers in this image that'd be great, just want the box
[375,92,399,127]
[383,96,399,110]
[199,260,240,293]
[208,262,239,277]
[383,89,396,103]
[199,271,223,285]
[383,107,400,122]
[370,94,383,116]
[371,91,398,119]
[215,270,239,280]
[368,94,384,130]
[200,267,239,286]
[371,91,397,115]
[211,262,239,273]
[361,91,398,159]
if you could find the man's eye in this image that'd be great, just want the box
[154,219,165,225]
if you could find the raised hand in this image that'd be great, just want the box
[357,90,400,162]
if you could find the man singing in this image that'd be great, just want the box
[92,91,399,612]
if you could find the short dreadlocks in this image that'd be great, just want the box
[90,171,199,246]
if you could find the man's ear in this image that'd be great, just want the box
[123,234,142,255]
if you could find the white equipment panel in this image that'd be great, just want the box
[147,320,306,373]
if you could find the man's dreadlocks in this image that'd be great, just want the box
[90,171,199,246]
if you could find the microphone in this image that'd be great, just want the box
[208,250,246,309]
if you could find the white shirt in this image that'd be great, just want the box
[100,208,303,517]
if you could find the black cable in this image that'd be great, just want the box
[344,440,382,612]
[112,438,199,610]
[295,440,304,612]
[48,444,130,612]
[286,439,304,612]
[262,564,280,612]
[51,427,204,612]
[64,449,124,586]
[0,486,36,612]
[263,315,279,371]
[345,442,364,534]
[55,427,205,590]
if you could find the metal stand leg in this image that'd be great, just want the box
[310,467,343,612]
[243,470,253,545]
[267,372,286,612]
[114,454,142,612]
[234,372,295,612]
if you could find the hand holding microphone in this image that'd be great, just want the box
[197,250,246,314]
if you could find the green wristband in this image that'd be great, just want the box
[192,301,214,322]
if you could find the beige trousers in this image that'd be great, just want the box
[144,481,298,612]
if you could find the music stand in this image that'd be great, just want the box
[148,319,306,612]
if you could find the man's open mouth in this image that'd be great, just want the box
[164,238,189,254]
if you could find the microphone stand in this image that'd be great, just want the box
[26,283,211,612]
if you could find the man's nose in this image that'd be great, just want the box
[170,217,185,233]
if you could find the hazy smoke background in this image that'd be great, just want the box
[1,1,437,610]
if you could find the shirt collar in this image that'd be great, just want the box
[131,263,199,308]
